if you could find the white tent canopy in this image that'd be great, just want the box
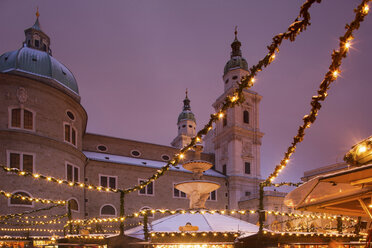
[125,213,259,240]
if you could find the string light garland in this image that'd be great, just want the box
[0,214,67,226]
[0,165,120,193]
[0,227,63,233]
[0,190,66,205]
[66,208,357,225]
[117,0,322,194]
[0,205,62,220]
[260,230,365,238]
[263,0,371,185]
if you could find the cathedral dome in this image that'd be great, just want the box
[0,47,79,94]
[223,56,248,75]
[178,110,196,124]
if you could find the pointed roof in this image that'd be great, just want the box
[177,89,196,124]
[223,27,248,75]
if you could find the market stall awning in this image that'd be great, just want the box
[284,164,372,217]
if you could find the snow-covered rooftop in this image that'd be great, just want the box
[83,151,225,178]
[125,213,258,240]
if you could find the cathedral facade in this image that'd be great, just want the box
[0,14,269,235]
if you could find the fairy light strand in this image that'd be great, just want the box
[263,0,371,185]
[0,190,66,205]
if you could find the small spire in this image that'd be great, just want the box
[36,7,40,18]
[183,89,191,111]
[230,26,242,57]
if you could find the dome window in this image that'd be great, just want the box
[232,76,238,80]
[97,145,107,152]
[161,155,170,161]
[62,69,67,76]
[131,150,141,157]
[188,125,192,128]
[34,39,40,48]
[66,111,75,120]
[4,56,8,61]
[32,56,37,62]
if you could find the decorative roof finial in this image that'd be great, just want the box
[234,26,238,40]
[36,7,40,18]
[183,89,191,111]
[185,88,188,99]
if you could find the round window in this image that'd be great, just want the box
[232,76,238,80]
[131,150,141,157]
[67,111,75,120]
[161,155,170,161]
[97,145,107,152]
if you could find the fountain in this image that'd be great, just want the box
[175,144,220,209]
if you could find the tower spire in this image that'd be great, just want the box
[36,7,40,18]
[183,88,191,111]
[231,26,242,57]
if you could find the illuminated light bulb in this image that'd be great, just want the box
[33,174,40,178]
[196,137,201,142]
[271,53,276,60]
[358,145,367,154]
[345,42,351,49]
[88,185,93,189]
[105,188,110,192]
[218,112,224,119]
[363,4,369,14]
[47,177,52,181]
[179,154,185,159]
[332,70,339,78]
[58,180,63,184]
[207,126,212,131]
[230,96,238,102]
[221,210,225,214]
[20,171,26,175]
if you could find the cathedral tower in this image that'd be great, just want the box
[171,90,197,148]
[206,29,264,209]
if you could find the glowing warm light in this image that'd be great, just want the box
[332,70,339,78]
[218,112,224,119]
[345,41,351,49]
[363,4,369,14]
[358,145,367,154]
[179,154,185,159]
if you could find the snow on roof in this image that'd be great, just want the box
[125,213,259,240]
[83,151,225,178]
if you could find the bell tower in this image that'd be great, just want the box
[206,29,264,209]
[171,90,197,149]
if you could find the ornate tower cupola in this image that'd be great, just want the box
[23,9,52,55]
[171,90,197,149]
[223,27,248,92]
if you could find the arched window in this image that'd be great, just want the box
[9,108,34,130]
[140,206,154,218]
[100,204,117,216]
[243,110,249,124]
[9,191,33,206]
[223,115,227,127]
[68,198,79,212]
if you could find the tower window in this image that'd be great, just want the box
[182,125,186,128]
[7,151,34,173]
[10,108,34,130]
[222,164,226,175]
[100,175,117,189]
[43,44,47,51]
[34,40,40,48]
[245,191,251,197]
[225,79,229,84]
[245,162,251,174]
[97,145,107,152]
[131,150,141,157]
[10,191,33,206]
[66,163,79,182]
[101,205,116,216]
[161,155,170,161]
[207,190,217,201]
[173,184,186,198]
[64,123,77,146]
[223,115,227,127]
[189,125,192,128]
[232,76,238,80]
[66,111,75,120]
[243,110,249,124]
[138,179,154,196]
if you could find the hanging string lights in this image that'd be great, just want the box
[0,190,66,205]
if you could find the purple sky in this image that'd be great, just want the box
[1,1,371,185]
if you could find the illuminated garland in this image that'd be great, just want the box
[0,190,66,205]
[0,214,67,226]
[67,208,357,225]
[261,230,365,238]
[11,213,65,220]
[120,0,321,194]
[0,205,62,220]
[0,227,63,232]
[264,0,371,185]
[1,165,120,193]
[269,182,303,188]
[150,232,240,238]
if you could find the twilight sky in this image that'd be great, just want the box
[1,0,371,185]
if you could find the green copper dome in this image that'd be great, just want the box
[224,56,248,75]
[177,91,196,124]
[0,13,79,95]
[0,47,79,94]
[223,29,248,75]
